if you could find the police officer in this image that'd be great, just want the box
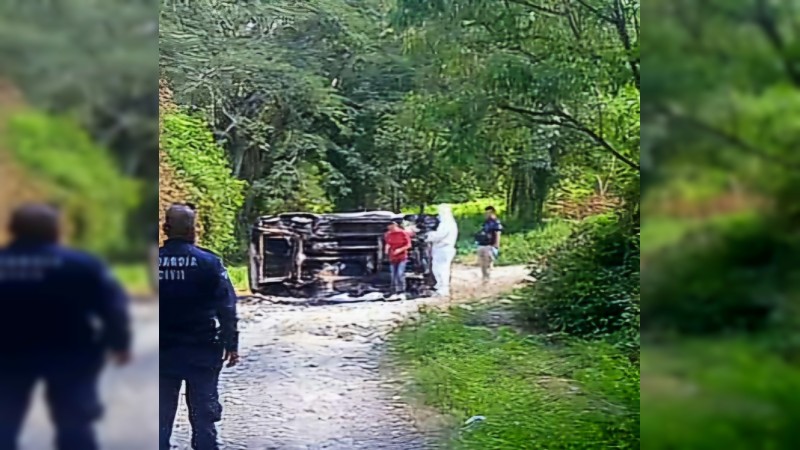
[0,203,132,450]
[159,204,239,450]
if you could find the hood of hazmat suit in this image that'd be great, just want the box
[427,204,458,297]
[426,204,458,249]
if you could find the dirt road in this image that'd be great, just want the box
[170,264,529,449]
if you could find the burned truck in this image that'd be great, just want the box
[248,211,440,298]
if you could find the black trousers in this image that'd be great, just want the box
[0,353,103,450]
[159,344,223,450]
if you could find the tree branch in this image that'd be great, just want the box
[572,0,615,23]
[478,21,549,63]
[655,104,800,170]
[611,0,640,90]
[499,103,640,171]
[561,0,583,40]
[506,0,565,17]
[754,0,800,87]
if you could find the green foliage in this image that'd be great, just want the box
[392,0,641,222]
[392,307,640,449]
[161,111,246,257]
[642,339,800,449]
[112,264,151,296]
[489,221,574,267]
[0,0,158,250]
[160,0,640,233]
[640,210,759,257]
[641,214,800,336]
[226,266,250,293]
[642,0,799,201]
[160,0,409,223]
[640,2,800,444]
[4,112,139,256]
[522,213,640,355]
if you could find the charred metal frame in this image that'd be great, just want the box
[248,211,440,297]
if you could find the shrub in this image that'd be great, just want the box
[641,214,799,335]
[160,111,246,258]
[3,112,139,256]
[495,220,575,265]
[521,213,640,355]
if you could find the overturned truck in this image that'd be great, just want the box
[248,211,440,298]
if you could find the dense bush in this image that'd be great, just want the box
[4,112,140,256]
[521,213,640,355]
[641,214,799,336]
[160,111,246,258]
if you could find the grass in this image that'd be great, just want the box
[641,338,800,449]
[112,264,152,296]
[227,265,250,293]
[391,305,640,449]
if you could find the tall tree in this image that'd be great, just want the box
[391,0,641,222]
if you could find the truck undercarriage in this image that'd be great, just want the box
[248,211,440,299]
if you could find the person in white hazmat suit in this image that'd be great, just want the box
[426,204,458,297]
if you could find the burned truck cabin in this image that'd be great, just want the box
[248,212,440,297]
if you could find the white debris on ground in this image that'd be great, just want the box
[325,291,386,303]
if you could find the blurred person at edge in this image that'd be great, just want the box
[0,203,132,450]
[159,204,239,450]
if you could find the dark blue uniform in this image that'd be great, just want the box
[0,241,131,450]
[482,218,503,247]
[159,238,238,450]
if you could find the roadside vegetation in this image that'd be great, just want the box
[393,306,639,449]
[640,198,799,449]
[639,1,800,433]
[392,204,640,448]
[112,264,152,297]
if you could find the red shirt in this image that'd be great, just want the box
[384,229,412,263]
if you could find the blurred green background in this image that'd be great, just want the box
[642,0,799,448]
[0,0,157,296]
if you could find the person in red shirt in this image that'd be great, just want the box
[384,220,412,298]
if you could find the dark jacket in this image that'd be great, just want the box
[0,240,131,356]
[475,217,503,246]
[159,239,238,352]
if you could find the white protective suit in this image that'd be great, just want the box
[426,204,458,296]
